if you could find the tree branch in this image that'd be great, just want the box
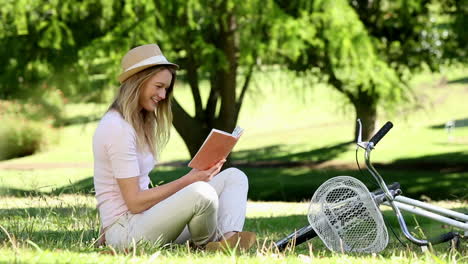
[205,73,219,127]
[185,49,204,119]
[234,61,255,123]
[323,40,357,103]
[171,98,197,134]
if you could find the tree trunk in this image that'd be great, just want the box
[215,11,238,132]
[352,95,377,142]
[322,50,377,142]
[171,99,211,157]
[171,6,240,159]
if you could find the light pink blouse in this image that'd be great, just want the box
[93,110,154,228]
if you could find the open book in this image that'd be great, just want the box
[188,126,244,170]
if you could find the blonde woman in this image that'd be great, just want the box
[93,44,256,251]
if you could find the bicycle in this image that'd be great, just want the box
[275,120,468,253]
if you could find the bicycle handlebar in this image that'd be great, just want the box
[369,121,393,147]
[427,231,459,245]
[359,120,463,247]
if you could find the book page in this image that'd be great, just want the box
[232,126,244,138]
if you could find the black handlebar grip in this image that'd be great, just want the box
[369,121,393,147]
[275,225,317,251]
[427,232,458,245]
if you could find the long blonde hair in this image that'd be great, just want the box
[109,66,176,158]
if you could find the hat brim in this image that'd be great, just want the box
[118,62,179,83]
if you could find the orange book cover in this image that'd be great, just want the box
[188,127,243,170]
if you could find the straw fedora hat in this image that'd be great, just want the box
[117,44,179,83]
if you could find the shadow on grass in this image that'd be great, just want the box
[1,164,467,201]
[54,115,100,127]
[430,117,468,129]
[380,151,468,170]
[146,164,468,201]
[0,177,95,197]
[232,141,353,165]
[51,177,95,195]
[448,76,468,84]
[1,143,467,201]
[0,187,42,197]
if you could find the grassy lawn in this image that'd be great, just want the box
[0,195,466,263]
[0,67,467,262]
[1,66,468,200]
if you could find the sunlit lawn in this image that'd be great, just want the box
[0,195,466,263]
[0,67,467,263]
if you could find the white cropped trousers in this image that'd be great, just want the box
[105,168,249,249]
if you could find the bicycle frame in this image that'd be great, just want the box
[357,119,468,246]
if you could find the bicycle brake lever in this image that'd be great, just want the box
[356,119,372,149]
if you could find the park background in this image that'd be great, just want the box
[0,0,467,263]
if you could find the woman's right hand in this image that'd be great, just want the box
[183,159,226,183]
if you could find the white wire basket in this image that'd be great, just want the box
[308,176,389,253]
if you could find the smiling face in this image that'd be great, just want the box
[138,68,173,112]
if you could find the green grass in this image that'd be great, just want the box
[0,168,93,195]
[3,250,464,264]
[0,195,467,263]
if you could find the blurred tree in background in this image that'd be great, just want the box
[0,0,158,102]
[273,0,467,140]
[441,0,468,61]
[0,0,466,155]
[0,0,158,158]
[273,0,405,140]
[0,0,279,157]
[152,0,277,157]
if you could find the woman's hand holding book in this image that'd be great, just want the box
[183,159,226,183]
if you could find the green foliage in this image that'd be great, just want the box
[0,117,47,160]
[349,0,456,72]
[441,0,468,61]
[0,98,61,160]
[1,0,466,101]
[2,0,466,150]
[0,0,157,101]
[154,0,277,82]
[272,0,468,139]
[274,0,407,105]
[149,0,288,155]
[0,88,66,124]
[272,0,411,139]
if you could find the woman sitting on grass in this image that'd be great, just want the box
[92,44,256,251]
